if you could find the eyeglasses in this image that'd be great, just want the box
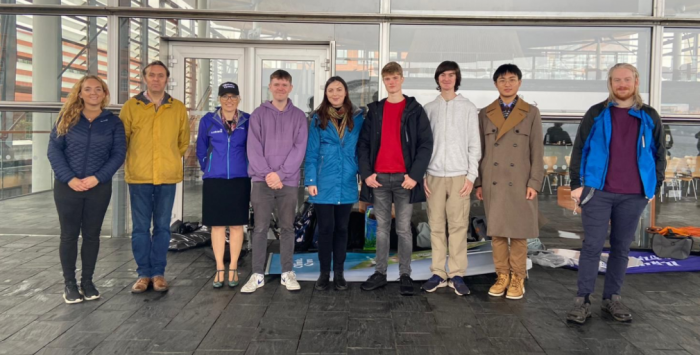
[497,78,519,85]
[221,95,240,101]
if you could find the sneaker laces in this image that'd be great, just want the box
[429,275,443,283]
[608,299,631,314]
[286,271,297,282]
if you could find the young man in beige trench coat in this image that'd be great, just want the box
[474,64,544,300]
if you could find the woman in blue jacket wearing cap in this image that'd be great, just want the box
[196,82,250,288]
[304,76,364,291]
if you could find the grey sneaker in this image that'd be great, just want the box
[602,295,632,322]
[566,297,592,324]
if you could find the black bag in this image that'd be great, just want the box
[169,225,211,251]
[652,234,693,260]
[471,216,488,241]
[294,201,317,252]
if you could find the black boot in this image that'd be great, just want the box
[315,271,330,291]
[334,271,347,291]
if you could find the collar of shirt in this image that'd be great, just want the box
[144,91,164,108]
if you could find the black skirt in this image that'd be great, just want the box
[202,178,251,227]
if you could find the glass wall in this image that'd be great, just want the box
[391,0,653,16]
[661,28,700,114]
[118,20,380,107]
[121,0,380,13]
[0,15,109,102]
[390,25,651,112]
[666,0,700,17]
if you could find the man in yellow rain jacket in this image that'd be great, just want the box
[120,60,190,294]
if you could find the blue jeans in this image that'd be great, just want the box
[129,183,176,278]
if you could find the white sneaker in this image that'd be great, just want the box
[241,273,265,293]
[281,271,301,291]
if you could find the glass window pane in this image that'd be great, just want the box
[661,28,700,115]
[4,0,106,5]
[0,15,109,103]
[666,0,700,17]
[118,21,379,107]
[122,0,379,13]
[656,123,700,227]
[391,0,652,16]
[390,25,651,113]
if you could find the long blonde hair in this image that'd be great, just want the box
[56,75,110,136]
[605,63,644,110]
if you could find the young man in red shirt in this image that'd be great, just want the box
[357,62,434,295]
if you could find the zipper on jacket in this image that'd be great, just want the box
[227,135,231,179]
[82,121,93,177]
[444,100,449,175]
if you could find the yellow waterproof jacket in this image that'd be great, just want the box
[120,92,190,185]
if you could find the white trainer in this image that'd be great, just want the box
[241,273,265,293]
[281,271,301,291]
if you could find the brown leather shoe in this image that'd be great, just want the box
[131,277,150,293]
[152,276,169,292]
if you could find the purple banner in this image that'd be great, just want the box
[567,250,700,274]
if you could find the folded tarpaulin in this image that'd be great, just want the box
[557,248,700,274]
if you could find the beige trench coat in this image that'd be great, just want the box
[474,98,544,239]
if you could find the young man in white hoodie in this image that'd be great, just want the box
[421,61,481,296]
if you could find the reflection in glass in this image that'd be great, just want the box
[661,29,700,114]
[390,25,651,113]
[656,124,700,228]
[391,0,652,16]
[666,0,700,17]
[182,58,239,220]
[261,60,315,116]
[122,0,379,13]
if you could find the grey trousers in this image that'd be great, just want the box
[251,182,298,274]
[373,173,414,275]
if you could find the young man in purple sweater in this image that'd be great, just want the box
[241,70,308,293]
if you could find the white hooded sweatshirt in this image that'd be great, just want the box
[424,93,481,182]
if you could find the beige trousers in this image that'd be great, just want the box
[492,237,528,278]
[426,175,471,279]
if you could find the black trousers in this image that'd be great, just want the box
[314,203,352,273]
[54,180,112,284]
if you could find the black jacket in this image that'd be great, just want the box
[357,95,434,204]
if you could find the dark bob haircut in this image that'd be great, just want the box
[434,61,462,92]
[492,64,522,82]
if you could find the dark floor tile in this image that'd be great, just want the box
[389,296,431,312]
[347,349,396,355]
[347,318,395,349]
[0,314,37,341]
[71,310,134,333]
[488,337,545,354]
[165,308,222,331]
[105,315,172,341]
[296,330,346,354]
[46,330,110,349]
[146,330,208,353]
[194,351,245,355]
[303,312,348,332]
[308,295,349,312]
[582,338,643,355]
[219,304,268,327]
[35,348,93,355]
[254,316,305,340]
[244,339,298,355]
[610,323,688,350]
[391,312,436,333]
[394,332,442,347]
[477,314,530,338]
[198,326,256,351]
[89,339,151,355]
[348,301,391,319]
[264,302,309,318]
[519,309,588,352]
[396,345,448,355]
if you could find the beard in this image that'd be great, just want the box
[613,89,635,102]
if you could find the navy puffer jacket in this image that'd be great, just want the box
[47,110,126,184]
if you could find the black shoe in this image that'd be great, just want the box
[80,280,101,301]
[566,297,592,324]
[361,272,387,291]
[315,271,330,291]
[399,274,415,296]
[334,271,348,291]
[63,282,83,304]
